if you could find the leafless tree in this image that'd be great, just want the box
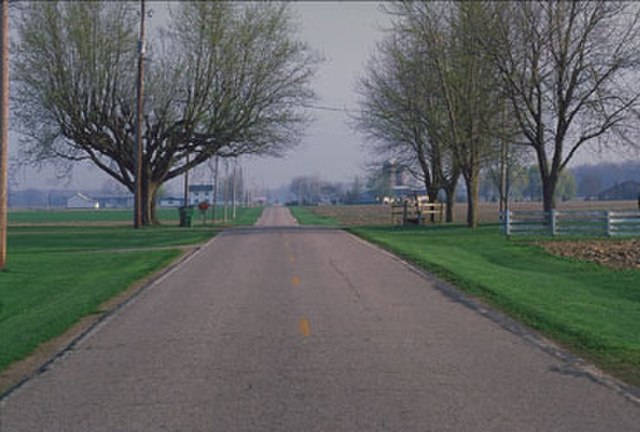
[486,1,640,212]
[354,9,461,221]
[13,1,319,224]
[390,1,506,227]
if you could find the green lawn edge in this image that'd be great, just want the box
[346,224,640,389]
[289,206,339,226]
[1,207,264,380]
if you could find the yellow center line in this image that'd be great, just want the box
[291,275,301,286]
[299,318,311,337]
[289,254,296,264]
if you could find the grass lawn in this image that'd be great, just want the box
[291,206,640,387]
[8,208,179,225]
[0,225,217,374]
[288,206,340,226]
[1,206,263,379]
[352,224,640,387]
[8,206,264,226]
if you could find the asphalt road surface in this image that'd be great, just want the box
[1,207,639,431]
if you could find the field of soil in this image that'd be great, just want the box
[308,200,640,270]
[311,200,638,226]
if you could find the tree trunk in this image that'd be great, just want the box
[464,172,479,228]
[445,187,455,223]
[442,172,460,223]
[147,188,159,225]
[141,180,160,226]
[541,173,557,213]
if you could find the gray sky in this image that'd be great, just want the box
[8,1,630,193]
[242,1,390,190]
[10,1,391,192]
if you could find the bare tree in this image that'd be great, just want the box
[355,35,437,198]
[13,1,319,224]
[486,1,640,212]
[393,1,506,227]
[354,12,461,221]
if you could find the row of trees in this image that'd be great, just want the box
[354,1,640,227]
[480,165,576,203]
[13,1,320,225]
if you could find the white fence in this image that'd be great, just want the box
[504,210,640,237]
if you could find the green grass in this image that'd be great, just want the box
[0,225,220,373]
[8,208,178,224]
[289,206,339,226]
[0,207,263,378]
[8,206,264,226]
[216,206,264,226]
[350,224,640,387]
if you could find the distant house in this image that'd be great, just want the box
[597,181,640,201]
[159,197,184,208]
[188,184,213,206]
[96,195,133,209]
[67,193,100,209]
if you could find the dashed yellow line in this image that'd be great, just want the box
[291,275,301,286]
[299,318,311,337]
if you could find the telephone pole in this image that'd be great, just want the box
[133,0,146,228]
[0,0,9,269]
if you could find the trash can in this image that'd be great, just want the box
[178,206,194,227]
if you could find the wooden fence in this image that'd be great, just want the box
[504,210,640,237]
[391,200,444,225]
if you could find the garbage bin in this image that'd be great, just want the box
[178,206,194,227]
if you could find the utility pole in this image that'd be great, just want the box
[133,0,146,229]
[183,154,189,207]
[223,160,229,222]
[212,156,219,223]
[232,160,237,219]
[0,0,9,270]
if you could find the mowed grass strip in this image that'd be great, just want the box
[8,208,179,225]
[9,206,264,226]
[289,206,339,226]
[349,224,640,387]
[0,224,219,373]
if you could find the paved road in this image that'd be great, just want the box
[2,207,639,431]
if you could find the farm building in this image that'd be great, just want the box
[96,195,133,208]
[188,184,213,206]
[67,193,100,209]
[159,197,184,207]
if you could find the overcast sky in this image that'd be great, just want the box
[8,1,629,193]
[241,1,390,191]
[9,1,391,192]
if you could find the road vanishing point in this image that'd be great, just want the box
[1,207,639,431]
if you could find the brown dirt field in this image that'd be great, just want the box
[311,200,639,226]
[539,239,640,270]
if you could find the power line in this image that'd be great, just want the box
[303,104,357,114]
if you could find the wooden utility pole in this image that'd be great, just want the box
[133,0,146,228]
[183,154,189,207]
[0,0,9,270]
[223,161,229,222]
[212,156,219,223]
[232,160,237,220]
